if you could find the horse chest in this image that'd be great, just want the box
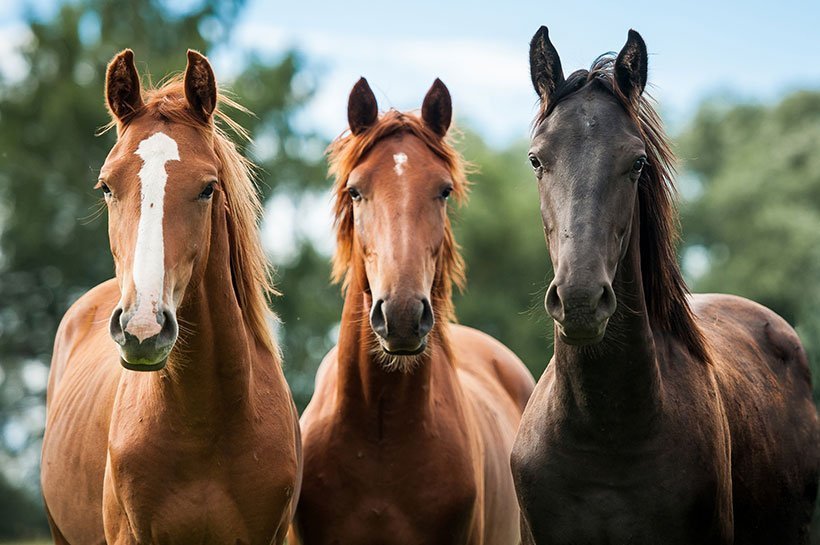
[104,418,297,545]
[308,493,476,545]
[513,421,729,544]
[299,425,478,544]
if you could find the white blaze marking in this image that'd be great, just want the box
[126,132,179,342]
[393,152,408,176]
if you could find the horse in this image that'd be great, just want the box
[510,27,818,544]
[291,78,535,544]
[40,49,301,545]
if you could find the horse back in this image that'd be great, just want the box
[41,278,121,545]
[692,293,818,544]
[449,323,536,413]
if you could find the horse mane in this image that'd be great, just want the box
[327,110,468,332]
[537,55,710,363]
[111,77,278,360]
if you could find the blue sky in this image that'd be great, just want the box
[229,0,820,144]
[2,0,819,146]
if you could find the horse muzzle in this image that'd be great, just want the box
[109,305,178,371]
[546,280,616,346]
[370,295,434,357]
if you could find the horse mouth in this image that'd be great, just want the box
[379,338,428,356]
[557,325,606,346]
[114,329,175,372]
[119,356,169,372]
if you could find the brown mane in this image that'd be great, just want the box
[327,109,468,329]
[537,56,709,363]
[109,77,278,359]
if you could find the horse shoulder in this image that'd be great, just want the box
[690,292,818,539]
[446,324,531,544]
[448,323,535,413]
[300,346,339,429]
[48,278,120,391]
[299,345,343,496]
[42,278,120,545]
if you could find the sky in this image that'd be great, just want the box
[225,0,819,145]
[1,0,819,147]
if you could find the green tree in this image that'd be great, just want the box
[678,91,820,396]
[453,129,553,378]
[228,57,339,409]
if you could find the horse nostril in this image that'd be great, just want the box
[596,283,617,320]
[157,308,178,345]
[417,298,434,338]
[545,282,564,321]
[370,299,388,339]
[109,307,125,345]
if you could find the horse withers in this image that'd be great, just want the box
[293,78,535,544]
[41,50,301,545]
[511,27,818,544]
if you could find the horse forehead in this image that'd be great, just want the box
[547,89,629,137]
[103,119,214,176]
[366,134,445,179]
[136,131,179,162]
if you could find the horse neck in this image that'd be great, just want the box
[336,260,445,422]
[552,201,662,435]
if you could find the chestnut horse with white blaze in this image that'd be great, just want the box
[292,78,535,544]
[41,50,301,544]
[511,27,818,544]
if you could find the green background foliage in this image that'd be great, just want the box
[677,92,820,400]
[0,0,817,540]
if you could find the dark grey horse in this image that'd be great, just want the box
[511,27,818,545]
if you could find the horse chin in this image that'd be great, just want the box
[376,340,428,374]
[557,324,607,346]
[119,355,169,372]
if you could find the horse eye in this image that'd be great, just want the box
[199,182,215,199]
[440,187,453,200]
[100,183,111,196]
[632,157,647,173]
[528,154,541,170]
[348,187,362,202]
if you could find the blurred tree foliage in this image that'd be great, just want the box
[678,91,820,399]
[453,130,552,378]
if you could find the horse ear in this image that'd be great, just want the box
[421,78,452,137]
[348,78,378,135]
[184,50,217,121]
[529,26,564,104]
[615,29,648,100]
[105,49,143,123]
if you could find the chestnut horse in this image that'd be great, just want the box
[293,78,535,544]
[511,27,818,544]
[41,50,301,544]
